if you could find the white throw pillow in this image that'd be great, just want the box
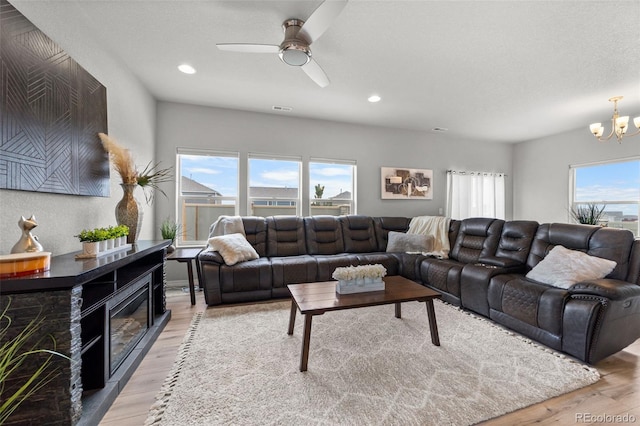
[386,231,435,253]
[526,245,617,289]
[207,233,259,266]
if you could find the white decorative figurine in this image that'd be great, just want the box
[11,215,44,253]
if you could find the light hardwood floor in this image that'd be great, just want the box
[100,289,640,425]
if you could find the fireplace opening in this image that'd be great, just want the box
[109,277,151,375]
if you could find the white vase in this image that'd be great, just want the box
[98,240,107,252]
[106,238,115,250]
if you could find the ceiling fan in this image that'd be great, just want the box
[216,0,348,88]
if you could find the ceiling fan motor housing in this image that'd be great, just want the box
[279,19,311,66]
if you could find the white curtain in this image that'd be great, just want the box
[446,171,506,220]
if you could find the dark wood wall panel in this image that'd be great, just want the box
[0,0,109,197]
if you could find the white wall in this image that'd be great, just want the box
[155,101,515,222]
[513,127,639,224]
[0,2,157,255]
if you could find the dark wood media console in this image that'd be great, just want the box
[0,240,171,425]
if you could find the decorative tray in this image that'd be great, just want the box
[0,252,51,278]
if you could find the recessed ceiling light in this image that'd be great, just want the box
[368,95,381,103]
[178,64,196,74]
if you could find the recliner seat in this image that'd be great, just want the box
[419,217,504,304]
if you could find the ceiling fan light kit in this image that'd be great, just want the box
[589,96,640,143]
[215,0,348,87]
[279,19,311,66]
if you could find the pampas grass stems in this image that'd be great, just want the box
[98,132,173,204]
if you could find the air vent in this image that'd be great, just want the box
[272,105,293,112]
[432,127,448,132]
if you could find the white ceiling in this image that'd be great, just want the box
[13,0,640,143]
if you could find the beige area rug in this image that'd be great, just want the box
[145,300,599,426]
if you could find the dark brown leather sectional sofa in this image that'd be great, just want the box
[197,215,640,364]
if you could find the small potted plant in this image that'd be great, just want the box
[76,229,100,255]
[112,225,129,247]
[160,217,179,253]
[94,228,110,252]
[76,225,129,256]
[104,226,116,250]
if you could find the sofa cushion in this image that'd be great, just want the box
[314,254,359,281]
[266,216,307,256]
[373,217,411,251]
[242,216,268,257]
[526,223,633,280]
[488,273,567,337]
[304,216,345,255]
[208,233,259,266]
[494,220,539,265]
[420,258,464,302]
[270,255,318,288]
[526,245,617,289]
[386,231,434,253]
[219,257,272,293]
[450,218,504,264]
[340,215,378,253]
[354,253,400,276]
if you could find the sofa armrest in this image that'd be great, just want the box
[460,263,525,316]
[197,250,224,305]
[477,256,523,269]
[569,279,640,301]
[198,249,225,265]
[565,279,640,363]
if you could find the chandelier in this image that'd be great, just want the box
[589,96,640,143]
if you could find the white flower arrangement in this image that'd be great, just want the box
[332,264,387,281]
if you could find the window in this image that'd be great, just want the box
[177,150,238,246]
[571,158,639,237]
[309,159,356,216]
[248,155,301,217]
[446,171,506,220]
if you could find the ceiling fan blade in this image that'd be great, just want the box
[216,43,280,53]
[298,0,348,44]
[302,58,330,88]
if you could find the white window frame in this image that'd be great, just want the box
[569,157,640,236]
[247,153,302,217]
[308,157,357,216]
[176,148,239,247]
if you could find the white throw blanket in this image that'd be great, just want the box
[407,215,451,259]
[208,215,246,238]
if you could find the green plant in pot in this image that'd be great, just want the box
[0,300,70,423]
[160,217,179,253]
[570,203,606,225]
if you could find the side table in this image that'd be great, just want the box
[166,247,204,305]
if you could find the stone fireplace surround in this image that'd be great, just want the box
[1,240,170,425]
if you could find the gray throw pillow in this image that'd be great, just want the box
[525,245,616,289]
[386,231,435,253]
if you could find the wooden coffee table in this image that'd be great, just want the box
[287,275,442,372]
